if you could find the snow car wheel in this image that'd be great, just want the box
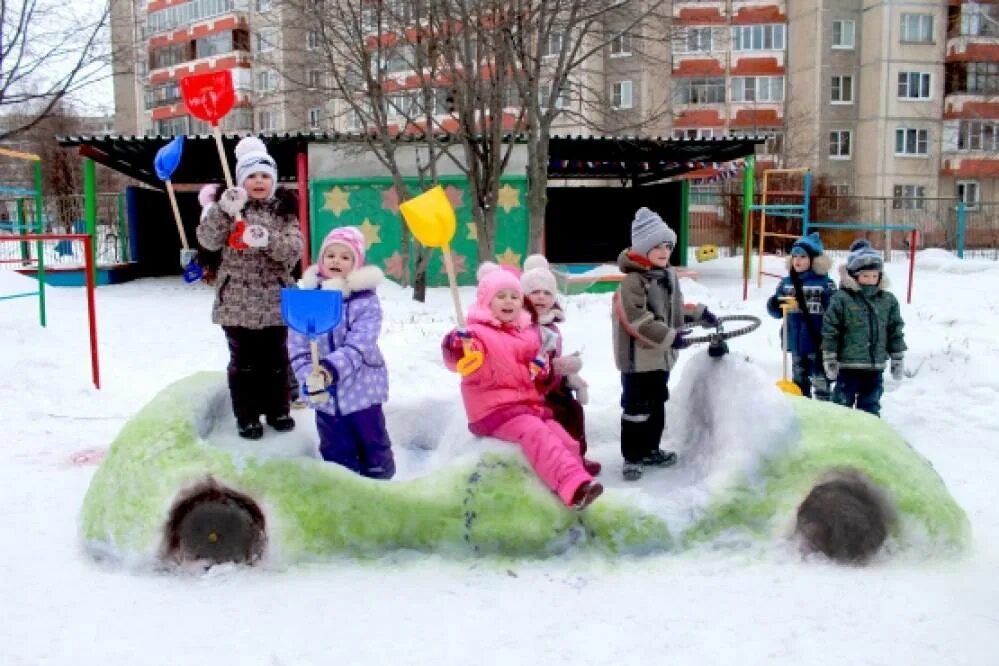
[164,480,266,565]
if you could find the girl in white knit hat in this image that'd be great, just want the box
[521,254,601,477]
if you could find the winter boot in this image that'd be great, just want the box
[571,481,604,510]
[583,458,602,476]
[266,414,296,432]
[642,449,678,467]
[237,419,264,440]
[622,461,643,482]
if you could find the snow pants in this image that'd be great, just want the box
[792,352,831,401]
[620,370,669,464]
[545,387,587,455]
[490,413,591,506]
[223,325,291,424]
[316,404,396,479]
[832,369,884,417]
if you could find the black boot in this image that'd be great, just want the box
[266,414,295,432]
[237,419,264,440]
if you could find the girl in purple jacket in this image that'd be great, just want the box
[288,227,395,479]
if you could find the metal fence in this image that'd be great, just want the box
[688,186,999,258]
[0,193,129,269]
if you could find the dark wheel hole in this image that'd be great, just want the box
[163,479,266,566]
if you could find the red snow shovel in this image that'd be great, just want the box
[281,288,344,405]
[180,71,236,188]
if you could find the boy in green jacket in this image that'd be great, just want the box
[822,240,907,416]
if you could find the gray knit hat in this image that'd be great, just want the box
[631,207,677,256]
[846,239,883,275]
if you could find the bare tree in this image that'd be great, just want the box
[1,0,111,140]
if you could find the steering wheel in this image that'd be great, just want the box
[681,314,762,357]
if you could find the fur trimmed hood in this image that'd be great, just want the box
[785,253,832,276]
[299,263,383,296]
[837,264,890,292]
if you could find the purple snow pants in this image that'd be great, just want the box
[316,404,396,479]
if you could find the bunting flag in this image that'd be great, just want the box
[549,158,747,174]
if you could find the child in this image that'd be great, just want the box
[442,262,602,509]
[821,239,907,417]
[196,137,304,440]
[611,207,716,481]
[520,254,600,476]
[765,232,837,400]
[289,227,395,479]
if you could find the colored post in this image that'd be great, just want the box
[678,179,689,267]
[83,234,101,389]
[955,201,966,259]
[741,154,755,301]
[33,161,46,326]
[907,229,917,305]
[16,198,30,263]
[84,158,97,283]
[297,147,310,264]
[117,192,128,261]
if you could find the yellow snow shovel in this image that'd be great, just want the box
[778,299,803,396]
[399,186,483,376]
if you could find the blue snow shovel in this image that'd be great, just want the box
[154,135,202,283]
[281,288,344,405]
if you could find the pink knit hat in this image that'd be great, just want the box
[475,262,522,307]
[520,254,557,295]
[318,226,366,277]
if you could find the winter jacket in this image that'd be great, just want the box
[196,189,304,329]
[442,303,548,434]
[288,265,389,416]
[766,255,836,356]
[822,268,906,371]
[611,249,705,373]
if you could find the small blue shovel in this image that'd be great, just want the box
[154,135,202,283]
[281,288,344,405]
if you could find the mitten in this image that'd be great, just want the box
[219,186,248,216]
[890,355,904,381]
[227,220,249,250]
[242,224,269,248]
[304,366,334,399]
[566,373,589,405]
[670,328,691,350]
[553,352,582,375]
[823,355,839,380]
[701,307,719,327]
[767,295,780,315]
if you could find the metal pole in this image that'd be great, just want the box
[33,161,46,327]
[84,158,98,283]
[956,201,966,258]
[678,179,689,267]
[117,192,128,261]
[83,234,101,389]
[741,154,755,301]
[297,147,311,264]
[906,229,917,305]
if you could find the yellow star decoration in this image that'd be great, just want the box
[466,222,478,241]
[496,184,520,213]
[357,218,381,247]
[495,247,522,268]
[323,186,351,216]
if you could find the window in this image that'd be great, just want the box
[544,31,564,58]
[829,183,851,198]
[831,75,854,103]
[610,32,632,57]
[540,81,571,110]
[897,72,931,99]
[153,116,189,136]
[893,184,926,209]
[308,107,322,129]
[731,76,784,102]
[967,62,999,94]
[306,30,320,51]
[731,24,785,51]
[900,13,933,42]
[961,3,999,37]
[895,128,929,155]
[345,107,363,131]
[683,27,712,53]
[673,77,725,104]
[829,130,852,158]
[832,20,855,49]
[672,128,720,139]
[255,28,277,53]
[611,80,633,109]
[257,110,277,131]
[255,69,278,93]
[732,76,784,102]
[957,181,980,209]
[958,120,999,151]
[254,0,272,10]
[307,69,323,89]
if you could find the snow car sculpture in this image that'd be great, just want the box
[80,332,969,568]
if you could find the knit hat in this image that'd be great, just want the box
[475,261,522,308]
[520,254,558,296]
[631,207,677,257]
[846,239,883,275]
[318,226,366,277]
[234,136,278,197]
[790,232,824,258]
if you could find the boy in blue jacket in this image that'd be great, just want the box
[766,232,837,400]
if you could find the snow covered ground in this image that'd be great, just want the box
[2,250,998,665]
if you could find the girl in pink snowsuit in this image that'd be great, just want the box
[442,262,603,509]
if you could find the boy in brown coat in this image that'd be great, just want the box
[197,137,304,439]
[611,207,716,480]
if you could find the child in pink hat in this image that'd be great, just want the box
[441,262,602,509]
